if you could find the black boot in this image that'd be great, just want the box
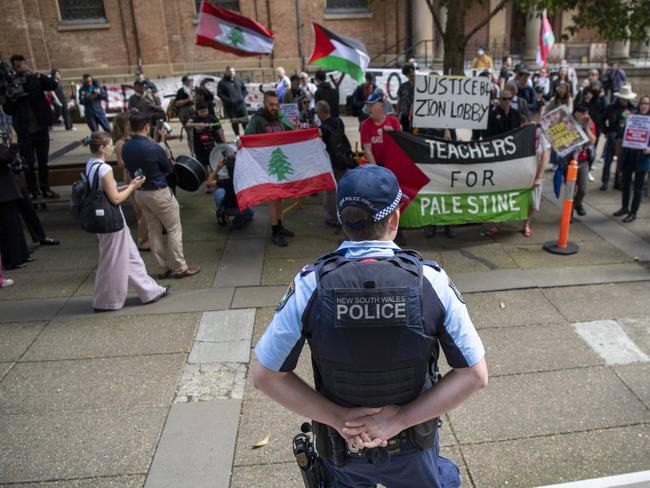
[613,208,628,217]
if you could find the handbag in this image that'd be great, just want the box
[80,163,124,234]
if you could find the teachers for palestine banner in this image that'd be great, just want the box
[385,125,537,226]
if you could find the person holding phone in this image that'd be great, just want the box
[85,131,169,312]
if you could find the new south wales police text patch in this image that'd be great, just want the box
[276,281,295,311]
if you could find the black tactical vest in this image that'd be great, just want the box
[302,250,444,409]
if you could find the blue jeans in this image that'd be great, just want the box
[213,188,253,227]
[602,132,617,184]
[322,436,461,488]
[85,111,111,132]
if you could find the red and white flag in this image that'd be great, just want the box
[234,129,336,210]
[196,1,274,57]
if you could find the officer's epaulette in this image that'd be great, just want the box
[300,264,315,277]
[422,260,442,272]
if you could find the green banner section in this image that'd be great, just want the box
[399,189,532,227]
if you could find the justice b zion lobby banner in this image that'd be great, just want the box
[384,125,537,227]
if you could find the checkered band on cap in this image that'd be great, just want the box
[373,189,403,222]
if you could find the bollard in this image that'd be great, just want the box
[543,159,580,255]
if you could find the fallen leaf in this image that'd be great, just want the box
[252,435,270,449]
[499,301,506,310]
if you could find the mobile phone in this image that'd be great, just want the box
[133,168,144,178]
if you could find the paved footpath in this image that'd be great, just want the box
[1,123,649,487]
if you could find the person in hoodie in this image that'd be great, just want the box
[217,66,249,136]
[314,69,340,118]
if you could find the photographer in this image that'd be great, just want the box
[79,74,111,133]
[1,54,58,199]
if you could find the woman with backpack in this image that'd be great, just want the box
[84,132,169,312]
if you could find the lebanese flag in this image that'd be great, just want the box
[234,128,336,210]
[537,9,555,67]
[308,23,369,83]
[195,1,274,57]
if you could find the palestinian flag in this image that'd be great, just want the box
[234,128,336,210]
[196,1,274,56]
[308,23,369,82]
[384,126,538,226]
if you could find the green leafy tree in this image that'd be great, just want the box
[228,27,245,47]
[418,0,650,75]
[268,147,294,182]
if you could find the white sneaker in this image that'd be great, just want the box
[588,171,595,182]
[0,278,15,288]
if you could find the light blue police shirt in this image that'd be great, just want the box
[254,240,485,372]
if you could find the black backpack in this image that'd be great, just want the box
[323,120,358,171]
[78,162,124,234]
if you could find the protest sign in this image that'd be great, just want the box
[280,102,300,127]
[412,75,492,130]
[541,105,589,156]
[384,126,537,226]
[622,114,650,150]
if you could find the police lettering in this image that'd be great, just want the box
[336,295,407,321]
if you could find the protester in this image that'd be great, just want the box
[298,96,315,127]
[0,255,13,288]
[486,87,521,137]
[173,75,195,155]
[397,64,415,132]
[533,86,547,115]
[316,100,356,228]
[584,81,608,180]
[534,67,552,99]
[523,117,551,237]
[360,90,401,166]
[217,66,249,136]
[499,55,513,90]
[112,111,148,251]
[84,131,169,312]
[611,61,626,94]
[546,81,573,114]
[571,104,597,216]
[552,66,572,96]
[601,83,636,191]
[282,74,304,103]
[128,80,164,117]
[245,91,295,247]
[135,71,161,105]
[314,70,340,118]
[205,145,253,229]
[78,73,111,133]
[50,69,73,130]
[299,72,317,109]
[148,112,178,195]
[194,86,216,116]
[613,95,650,223]
[600,62,613,97]
[471,47,494,70]
[122,113,200,279]
[186,101,225,169]
[274,67,290,100]
[351,72,376,123]
[515,67,537,113]
[2,55,59,199]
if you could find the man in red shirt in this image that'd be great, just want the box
[360,92,402,166]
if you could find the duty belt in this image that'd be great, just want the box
[345,430,409,457]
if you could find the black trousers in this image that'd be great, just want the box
[621,161,648,214]
[17,187,46,242]
[18,128,50,193]
[53,101,73,130]
[0,200,30,269]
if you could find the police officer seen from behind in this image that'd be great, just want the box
[253,165,488,487]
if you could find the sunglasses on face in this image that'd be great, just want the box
[501,97,512,101]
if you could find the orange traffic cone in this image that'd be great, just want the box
[543,160,580,255]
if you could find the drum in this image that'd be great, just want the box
[175,155,207,192]
[209,143,237,171]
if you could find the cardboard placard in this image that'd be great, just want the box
[622,114,650,150]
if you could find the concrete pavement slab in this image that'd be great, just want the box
[461,424,650,488]
[619,317,650,356]
[188,340,250,363]
[20,246,98,272]
[144,400,240,488]
[21,313,199,361]
[265,236,343,260]
[0,269,91,301]
[614,363,650,409]
[0,298,66,323]
[480,323,603,376]
[0,408,167,483]
[0,355,185,414]
[252,307,275,344]
[214,239,265,287]
[0,363,12,381]
[485,219,600,245]
[0,322,46,362]
[196,309,256,343]
[261,258,305,286]
[464,289,565,329]
[440,243,519,273]
[230,461,303,488]
[231,286,285,309]
[175,362,247,402]
[573,320,649,365]
[227,206,270,240]
[448,367,650,444]
[0,475,146,488]
[502,239,631,269]
[542,282,650,322]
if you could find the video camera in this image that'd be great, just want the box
[0,61,29,100]
[293,423,328,488]
[0,127,27,174]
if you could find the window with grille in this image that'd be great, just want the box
[58,0,106,22]
[326,0,370,12]
[195,0,240,13]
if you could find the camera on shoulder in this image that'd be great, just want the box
[0,61,30,100]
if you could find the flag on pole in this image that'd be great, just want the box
[195,1,274,57]
[537,9,555,67]
[308,23,369,82]
[234,128,336,210]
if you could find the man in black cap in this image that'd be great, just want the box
[253,164,488,488]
